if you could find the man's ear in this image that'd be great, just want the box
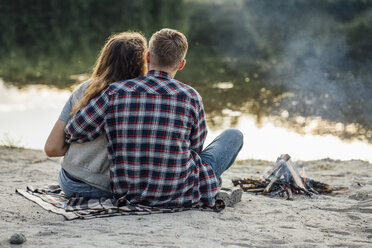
[146,52,151,64]
[178,59,186,71]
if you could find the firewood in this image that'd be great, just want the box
[263,165,284,193]
[232,177,244,186]
[307,186,319,195]
[270,188,284,197]
[241,187,265,192]
[240,184,260,189]
[316,185,348,193]
[302,177,347,193]
[282,190,289,200]
[287,188,293,200]
[285,159,307,192]
[232,177,267,187]
[330,186,349,191]
[266,154,290,178]
[231,154,347,200]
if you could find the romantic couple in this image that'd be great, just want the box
[44,28,243,207]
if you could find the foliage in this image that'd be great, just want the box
[0,0,186,86]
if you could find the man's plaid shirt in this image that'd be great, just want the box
[65,70,218,207]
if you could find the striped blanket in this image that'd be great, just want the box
[16,185,225,220]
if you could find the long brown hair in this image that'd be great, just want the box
[71,32,147,116]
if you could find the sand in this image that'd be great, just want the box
[0,146,371,247]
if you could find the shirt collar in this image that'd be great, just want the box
[147,70,172,80]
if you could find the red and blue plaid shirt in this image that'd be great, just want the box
[65,70,218,207]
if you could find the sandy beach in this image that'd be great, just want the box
[0,146,371,247]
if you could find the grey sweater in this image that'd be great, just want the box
[59,80,110,192]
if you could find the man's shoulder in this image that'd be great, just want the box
[105,76,202,102]
[106,77,146,94]
[170,78,202,100]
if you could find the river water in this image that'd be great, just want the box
[2,79,371,162]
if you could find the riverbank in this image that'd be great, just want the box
[0,146,371,247]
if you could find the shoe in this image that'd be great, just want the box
[215,187,243,207]
[230,188,243,206]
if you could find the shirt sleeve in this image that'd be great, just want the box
[58,80,90,122]
[65,90,111,144]
[59,94,73,122]
[190,96,208,154]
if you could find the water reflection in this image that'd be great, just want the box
[0,79,70,149]
[207,115,372,162]
[270,114,372,144]
[1,79,372,162]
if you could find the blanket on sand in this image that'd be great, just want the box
[16,185,224,220]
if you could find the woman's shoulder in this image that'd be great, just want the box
[73,79,91,95]
[71,79,92,103]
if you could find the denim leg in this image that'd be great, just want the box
[58,169,113,198]
[199,129,243,179]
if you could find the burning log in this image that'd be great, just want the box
[233,154,348,200]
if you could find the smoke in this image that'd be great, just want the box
[272,18,348,120]
[270,8,372,138]
[186,0,372,139]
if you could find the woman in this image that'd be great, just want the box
[44,32,147,198]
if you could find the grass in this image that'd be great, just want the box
[0,133,24,149]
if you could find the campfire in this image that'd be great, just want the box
[232,154,347,200]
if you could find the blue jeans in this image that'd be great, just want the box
[58,169,113,198]
[200,129,243,179]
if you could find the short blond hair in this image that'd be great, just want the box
[149,28,188,70]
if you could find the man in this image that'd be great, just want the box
[65,28,243,207]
